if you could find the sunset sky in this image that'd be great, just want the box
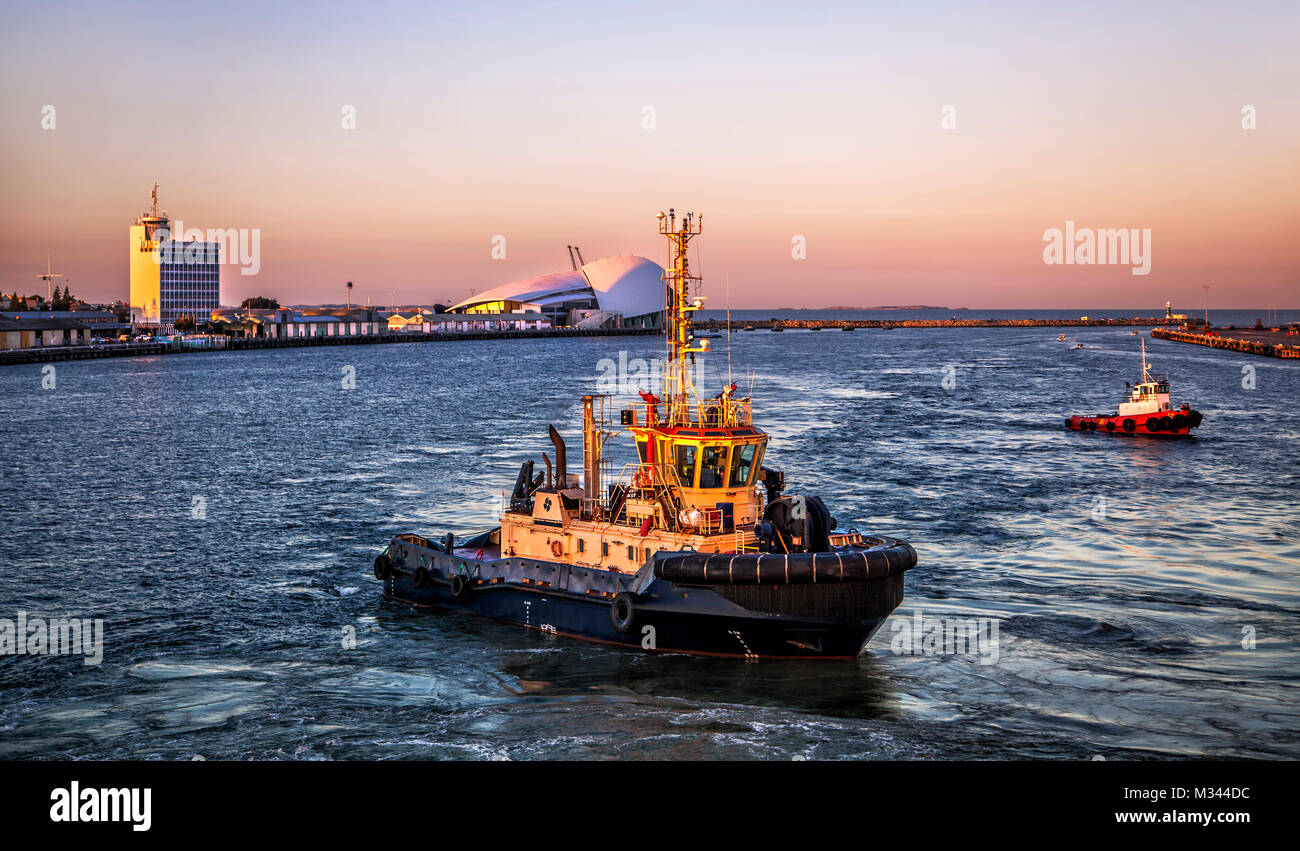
[1,0,1296,309]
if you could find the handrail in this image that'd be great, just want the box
[623,397,752,428]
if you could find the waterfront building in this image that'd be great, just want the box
[206,306,551,338]
[431,312,551,332]
[129,185,221,327]
[450,254,664,329]
[386,312,431,333]
[0,316,91,349]
[209,307,386,339]
[1,310,128,336]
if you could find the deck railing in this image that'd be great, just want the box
[623,397,752,429]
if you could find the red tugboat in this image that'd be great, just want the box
[1066,338,1204,437]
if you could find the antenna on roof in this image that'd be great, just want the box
[574,246,587,266]
[567,245,578,271]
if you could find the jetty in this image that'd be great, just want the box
[1151,327,1300,359]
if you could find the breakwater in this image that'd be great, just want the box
[0,326,657,367]
[701,316,1186,331]
[1152,327,1300,359]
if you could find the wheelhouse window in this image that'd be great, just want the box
[728,443,757,487]
[700,445,728,488]
[674,444,697,487]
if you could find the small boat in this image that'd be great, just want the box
[742,325,755,332]
[1057,333,1067,342]
[841,325,855,332]
[372,209,917,658]
[1071,343,1084,349]
[770,324,784,332]
[1129,330,1140,336]
[1065,338,1203,437]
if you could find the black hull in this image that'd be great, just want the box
[376,535,915,659]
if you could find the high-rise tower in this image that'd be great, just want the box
[128,184,220,327]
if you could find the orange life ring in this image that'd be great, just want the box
[634,468,650,489]
[550,540,564,558]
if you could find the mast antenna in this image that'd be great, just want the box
[35,254,64,303]
[658,209,705,422]
[725,268,733,388]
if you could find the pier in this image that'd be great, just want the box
[0,326,658,367]
[1151,327,1300,359]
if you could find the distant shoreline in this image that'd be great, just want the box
[780,305,957,311]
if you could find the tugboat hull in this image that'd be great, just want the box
[1066,410,1202,437]
[376,534,915,659]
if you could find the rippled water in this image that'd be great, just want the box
[1,324,1297,759]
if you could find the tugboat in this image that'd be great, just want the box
[371,210,918,659]
[1066,337,1204,437]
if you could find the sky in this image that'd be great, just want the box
[0,0,1296,310]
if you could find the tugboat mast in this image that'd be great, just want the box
[658,209,706,423]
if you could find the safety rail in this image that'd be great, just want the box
[623,397,752,429]
[731,529,760,553]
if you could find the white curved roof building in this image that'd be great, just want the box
[451,255,664,328]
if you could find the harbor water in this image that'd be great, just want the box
[1,317,1296,759]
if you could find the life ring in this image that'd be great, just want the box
[633,468,651,489]
[550,539,564,558]
[450,574,471,598]
[373,554,391,580]
[1123,418,1136,432]
[610,592,636,635]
